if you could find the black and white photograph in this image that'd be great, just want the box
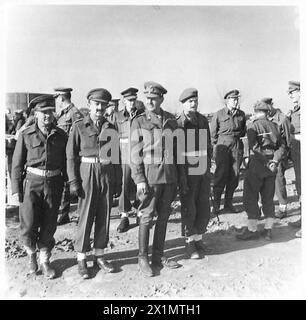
[1,0,304,301]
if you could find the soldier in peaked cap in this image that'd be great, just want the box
[11,94,68,279]
[113,87,145,233]
[287,81,301,237]
[54,87,83,225]
[176,88,213,259]
[105,98,120,124]
[237,101,286,241]
[66,88,122,279]
[210,89,246,215]
[260,98,291,219]
[130,81,184,277]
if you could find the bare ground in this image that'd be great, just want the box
[3,167,304,299]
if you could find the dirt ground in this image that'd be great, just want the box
[3,166,304,299]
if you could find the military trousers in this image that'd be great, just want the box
[243,157,276,220]
[137,183,177,260]
[180,173,211,237]
[75,163,113,253]
[291,139,301,197]
[59,181,70,215]
[275,159,288,205]
[213,139,243,202]
[19,173,64,251]
[118,164,137,213]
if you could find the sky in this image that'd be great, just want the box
[4,4,300,114]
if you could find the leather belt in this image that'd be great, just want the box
[27,167,61,177]
[81,156,111,164]
[182,150,207,157]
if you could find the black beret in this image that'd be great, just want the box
[253,101,270,112]
[121,87,138,99]
[144,81,167,98]
[179,88,198,103]
[260,97,273,105]
[87,88,112,103]
[224,89,240,99]
[288,81,300,93]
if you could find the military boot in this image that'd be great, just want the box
[138,223,153,277]
[28,252,38,274]
[40,250,56,279]
[236,227,259,240]
[117,216,129,233]
[185,241,200,259]
[223,199,239,214]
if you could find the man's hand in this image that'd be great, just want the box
[268,161,278,173]
[137,182,148,195]
[70,182,83,198]
[113,184,122,198]
[12,193,21,205]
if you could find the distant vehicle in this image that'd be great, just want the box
[6,92,47,114]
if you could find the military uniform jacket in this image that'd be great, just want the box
[113,108,144,164]
[247,118,286,166]
[176,111,213,175]
[210,107,246,146]
[130,108,181,185]
[66,115,121,187]
[11,123,68,194]
[288,104,301,135]
[268,108,291,148]
[56,103,83,135]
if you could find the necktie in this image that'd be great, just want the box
[95,120,101,132]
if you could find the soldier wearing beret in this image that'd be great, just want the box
[54,87,83,225]
[130,81,183,277]
[113,88,144,233]
[287,81,301,237]
[210,90,246,215]
[176,88,213,259]
[261,98,291,219]
[11,95,68,279]
[237,101,286,240]
[66,88,122,279]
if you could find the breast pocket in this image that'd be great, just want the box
[30,139,44,160]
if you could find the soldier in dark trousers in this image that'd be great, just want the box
[54,87,83,225]
[237,101,286,241]
[66,88,122,279]
[176,88,212,259]
[114,88,144,232]
[11,95,68,279]
[287,81,301,238]
[261,98,291,219]
[130,81,184,277]
[210,90,246,215]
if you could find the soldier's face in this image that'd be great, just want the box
[145,96,163,113]
[88,100,107,120]
[183,97,198,114]
[55,95,63,112]
[125,98,136,113]
[226,97,240,109]
[289,90,300,104]
[35,109,55,127]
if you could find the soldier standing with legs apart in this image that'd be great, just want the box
[54,87,83,225]
[11,95,68,279]
[287,81,301,237]
[66,88,122,279]
[262,98,291,219]
[176,88,212,259]
[114,88,144,233]
[210,90,246,215]
[130,81,183,277]
[237,101,286,241]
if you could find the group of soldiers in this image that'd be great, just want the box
[9,80,301,280]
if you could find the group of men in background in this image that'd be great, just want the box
[7,80,301,280]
